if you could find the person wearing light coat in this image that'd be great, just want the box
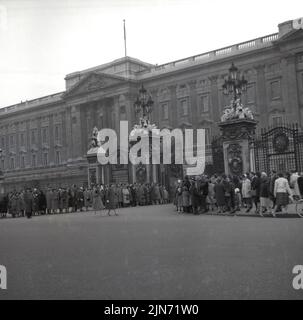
[290,171,302,200]
[241,175,252,212]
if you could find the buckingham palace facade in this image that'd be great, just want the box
[1,19,303,191]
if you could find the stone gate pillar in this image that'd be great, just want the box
[219,119,257,176]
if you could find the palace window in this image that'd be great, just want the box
[200,95,209,113]
[31,129,37,145]
[270,81,280,100]
[247,84,256,104]
[42,127,49,144]
[20,133,25,147]
[10,157,15,170]
[9,135,15,148]
[54,125,61,142]
[180,99,189,116]
[55,150,61,165]
[21,156,25,168]
[43,152,48,166]
[162,103,169,120]
[32,154,36,167]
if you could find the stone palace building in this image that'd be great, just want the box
[0,18,303,191]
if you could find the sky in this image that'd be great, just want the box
[0,0,302,107]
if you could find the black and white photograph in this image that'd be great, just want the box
[0,0,303,304]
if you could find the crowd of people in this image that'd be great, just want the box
[1,170,303,219]
[0,183,170,219]
[174,170,303,216]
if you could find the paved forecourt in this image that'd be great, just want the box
[0,204,302,299]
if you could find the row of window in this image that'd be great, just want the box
[0,151,61,170]
[0,125,61,149]
[157,79,285,120]
[160,95,210,120]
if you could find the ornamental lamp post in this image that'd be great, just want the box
[222,62,248,112]
[132,84,158,183]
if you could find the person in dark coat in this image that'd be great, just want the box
[214,177,226,213]
[182,185,190,213]
[38,190,46,214]
[189,179,200,215]
[23,189,33,219]
[222,175,233,213]
[260,172,271,215]
[106,184,118,216]
[70,184,78,212]
[251,172,261,213]
[76,187,84,212]
[198,176,209,213]
[145,184,151,205]
[0,194,8,218]
[130,184,137,206]
[32,189,40,216]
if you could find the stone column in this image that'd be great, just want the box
[254,64,268,128]
[209,75,220,135]
[26,120,30,168]
[15,122,19,169]
[189,80,198,129]
[49,114,54,165]
[61,110,67,164]
[70,104,82,161]
[65,106,73,162]
[168,85,177,128]
[283,54,300,125]
[37,116,42,165]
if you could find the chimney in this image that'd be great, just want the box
[278,20,294,37]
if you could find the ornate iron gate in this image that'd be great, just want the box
[254,124,303,174]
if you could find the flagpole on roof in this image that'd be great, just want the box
[123,19,127,57]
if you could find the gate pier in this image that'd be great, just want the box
[219,119,257,176]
